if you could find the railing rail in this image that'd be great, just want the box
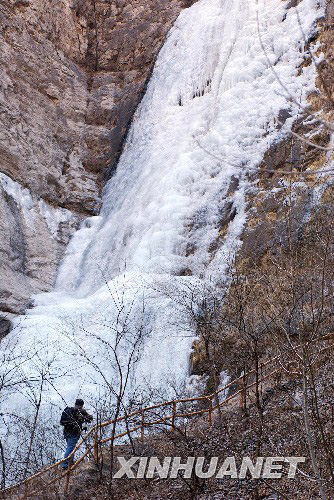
[2,333,333,498]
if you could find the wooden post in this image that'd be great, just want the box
[240,374,246,409]
[141,409,145,442]
[208,398,213,426]
[63,465,71,496]
[23,481,28,499]
[93,426,98,464]
[171,401,176,431]
[243,370,247,410]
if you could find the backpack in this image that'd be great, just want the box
[60,407,81,435]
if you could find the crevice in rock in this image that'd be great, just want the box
[0,316,12,338]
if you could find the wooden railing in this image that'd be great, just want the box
[2,335,333,499]
[1,357,280,499]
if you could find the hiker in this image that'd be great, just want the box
[60,398,93,470]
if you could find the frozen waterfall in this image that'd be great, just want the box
[2,0,324,435]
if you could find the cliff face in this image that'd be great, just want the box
[0,0,195,317]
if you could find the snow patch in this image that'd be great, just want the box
[0,173,35,228]
[38,199,73,238]
[0,172,74,238]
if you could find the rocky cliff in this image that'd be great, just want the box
[0,0,195,319]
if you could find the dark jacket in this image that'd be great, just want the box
[60,406,93,438]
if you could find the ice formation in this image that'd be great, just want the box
[0,172,73,236]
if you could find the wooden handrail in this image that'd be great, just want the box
[3,334,333,498]
[1,362,279,497]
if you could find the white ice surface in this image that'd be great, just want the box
[1,0,324,465]
[0,173,35,229]
[0,173,73,237]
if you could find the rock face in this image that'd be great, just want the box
[0,0,196,315]
[0,0,196,211]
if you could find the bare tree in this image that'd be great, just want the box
[61,287,148,498]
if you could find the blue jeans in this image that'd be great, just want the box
[61,435,79,469]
